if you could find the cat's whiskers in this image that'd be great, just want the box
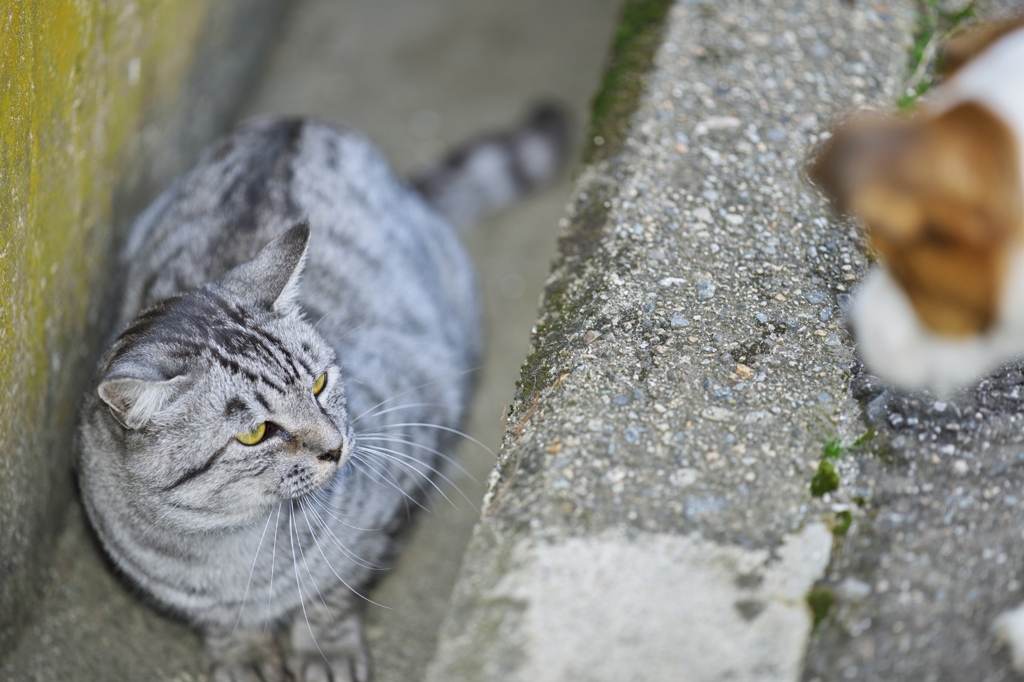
[288,501,332,668]
[356,432,478,483]
[354,444,470,508]
[299,498,383,570]
[372,422,496,458]
[232,505,277,634]
[355,445,452,508]
[354,443,445,491]
[353,401,442,423]
[294,499,390,609]
[262,502,284,638]
[294,501,337,628]
[305,484,380,532]
[349,454,428,515]
[350,365,480,424]
[305,499,380,533]
[350,419,491,510]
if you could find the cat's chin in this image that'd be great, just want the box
[852,250,1024,396]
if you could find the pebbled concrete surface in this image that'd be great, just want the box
[431,0,1024,679]
[426,0,919,679]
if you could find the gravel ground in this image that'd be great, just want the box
[803,1,1024,680]
[803,365,1024,681]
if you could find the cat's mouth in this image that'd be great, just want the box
[277,459,337,500]
[285,438,354,499]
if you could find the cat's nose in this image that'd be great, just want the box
[318,447,341,463]
[311,424,347,464]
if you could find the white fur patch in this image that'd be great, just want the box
[852,249,1024,394]
[993,601,1024,672]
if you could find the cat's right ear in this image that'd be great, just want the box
[98,374,186,430]
[216,221,311,314]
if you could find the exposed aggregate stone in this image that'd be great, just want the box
[805,364,1024,681]
[436,1,1024,680]
[482,0,910,548]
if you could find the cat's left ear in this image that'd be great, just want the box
[216,221,310,314]
[98,372,188,430]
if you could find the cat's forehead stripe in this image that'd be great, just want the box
[206,290,319,382]
[224,397,249,418]
[207,346,287,394]
[245,323,307,380]
[254,392,271,411]
[116,287,324,392]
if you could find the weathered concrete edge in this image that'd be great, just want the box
[425,0,917,678]
[583,0,675,165]
[422,1,671,676]
[0,0,285,659]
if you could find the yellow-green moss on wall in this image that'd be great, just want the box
[0,0,210,653]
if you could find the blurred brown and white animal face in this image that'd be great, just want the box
[811,17,1024,392]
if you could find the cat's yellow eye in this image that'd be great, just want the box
[236,422,267,446]
[313,372,327,397]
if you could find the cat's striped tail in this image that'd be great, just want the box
[410,102,571,230]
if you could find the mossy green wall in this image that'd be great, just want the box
[0,0,211,654]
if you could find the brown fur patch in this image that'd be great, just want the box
[940,16,1024,76]
[811,102,1023,336]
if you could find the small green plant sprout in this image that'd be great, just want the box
[897,0,977,110]
[832,510,853,537]
[807,587,836,627]
[822,428,876,460]
[811,459,840,497]
[823,437,845,460]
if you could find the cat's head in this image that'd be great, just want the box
[91,222,354,530]
[811,102,1023,338]
[809,20,1024,393]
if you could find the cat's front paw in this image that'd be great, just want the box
[203,628,285,682]
[207,658,286,682]
[286,646,371,682]
[287,611,371,682]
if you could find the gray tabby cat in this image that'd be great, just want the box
[77,105,568,682]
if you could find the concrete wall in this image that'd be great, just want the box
[0,0,283,656]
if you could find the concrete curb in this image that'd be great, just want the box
[426,0,915,679]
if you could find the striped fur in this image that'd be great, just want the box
[411,102,570,229]
[78,112,566,681]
